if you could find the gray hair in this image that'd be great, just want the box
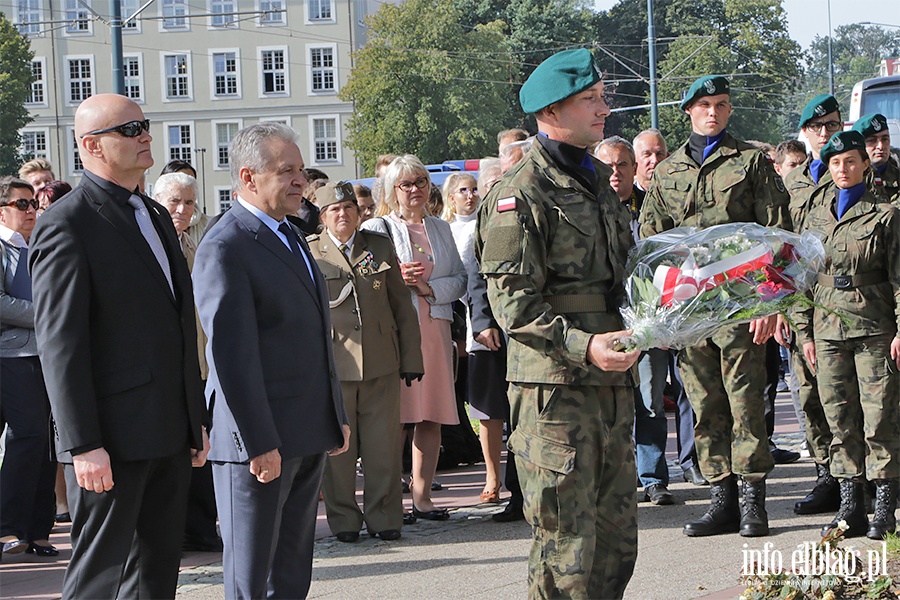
[477,158,502,193]
[632,128,667,152]
[594,136,635,163]
[229,122,300,192]
[153,172,198,202]
[499,137,533,159]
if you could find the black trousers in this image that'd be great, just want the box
[0,356,57,541]
[62,450,191,599]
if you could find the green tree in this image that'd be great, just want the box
[0,13,34,175]
[805,24,900,113]
[341,0,514,173]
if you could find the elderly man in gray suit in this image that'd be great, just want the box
[193,122,350,599]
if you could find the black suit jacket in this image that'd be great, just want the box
[193,201,347,463]
[29,171,207,462]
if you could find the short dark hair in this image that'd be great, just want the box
[0,176,34,202]
[160,159,197,178]
[353,183,372,198]
[774,139,807,164]
[303,168,329,182]
[36,180,73,205]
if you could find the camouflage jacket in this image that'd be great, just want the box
[475,141,633,386]
[785,156,834,232]
[865,155,900,206]
[795,188,900,344]
[639,132,791,238]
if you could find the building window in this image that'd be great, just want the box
[69,128,84,174]
[258,1,285,26]
[26,59,46,105]
[65,0,92,34]
[260,48,288,96]
[167,124,193,162]
[212,51,240,98]
[217,188,234,213]
[308,0,333,21]
[163,53,192,100]
[122,0,141,31]
[123,54,144,102]
[15,0,42,36]
[309,46,336,93]
[259,116,290,127]
[214,122,241,169]
[311,116,339,163]
[21,129,49,160]
[67,57,94,104]
[162,0,188,29]
[209,0,236,27]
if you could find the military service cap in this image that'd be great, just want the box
[680,75,730,110]
[799,94,840,128]
[819,131,866,164]
[852,113,889,139]
[519,48,601,114]
[315,181,357,209]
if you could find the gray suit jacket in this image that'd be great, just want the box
[193,202,347,463]
[0,240,37,357]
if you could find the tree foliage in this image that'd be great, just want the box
[805,24,900,111]
[0,13,34,175]
[341,0,515,174]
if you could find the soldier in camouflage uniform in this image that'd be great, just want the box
[786,95,843,517]
[475,48,640,599]
[852,113,900,205]
[640,75,790,538]
[795,130,900,540]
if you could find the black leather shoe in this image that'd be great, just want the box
[794,464,840,515]
[373,529,401,541]
[1,539,28,555]
[402,512,417,525]
[683,465,709,486]
[822,480,868,538]
[643,483,675,505]
[739,478,769,537]
[684,475,740,537]
[335,531,360,543]
[412,505,450,521]
[866,480,898,540]
[492,502,525,522]
[55,512,71,523]
[26,543,59,557]
[771,447,800,464]
[183,537,223,552]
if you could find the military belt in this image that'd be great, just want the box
[817,272,886,289]
[544,294,615,314]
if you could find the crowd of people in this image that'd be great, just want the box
[1,46,899,599]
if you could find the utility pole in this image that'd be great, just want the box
[647,0,659,128]
[110,0,124,94]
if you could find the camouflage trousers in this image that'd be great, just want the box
[815,334,900,480]
[679,324,774,484]
[789,342,832,464]
[507,383,636,600]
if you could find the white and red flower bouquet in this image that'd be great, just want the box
[619,223,826,351]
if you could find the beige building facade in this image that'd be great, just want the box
[15,0,378,215]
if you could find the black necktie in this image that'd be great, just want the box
[277,222,316,288]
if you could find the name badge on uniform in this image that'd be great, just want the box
[497,197,516,213]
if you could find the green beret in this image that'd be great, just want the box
[519,48,601,114]
[852,113,889,139]
[315,181,357,209]
[799,94,840,127]
[819,131,866,164]
[680,75,730,110]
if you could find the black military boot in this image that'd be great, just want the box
[794,463,840,515]
[821,479,868,538]
[866,480,899,540]
[740,478,769,537]
[683,475,740,537]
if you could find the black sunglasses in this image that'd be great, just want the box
[2,199,39,211]
[81,119,150,139]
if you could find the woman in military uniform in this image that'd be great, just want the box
[799,130,900,540]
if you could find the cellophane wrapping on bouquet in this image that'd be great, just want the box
[619,223,826,351]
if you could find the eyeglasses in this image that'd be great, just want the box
[804,120,842,134]
[1,199,39,211]
[456,187,478,196]
[396,177,429,192]
[81,119,150,139]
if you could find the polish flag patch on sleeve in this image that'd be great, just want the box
[497,197,517,213]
